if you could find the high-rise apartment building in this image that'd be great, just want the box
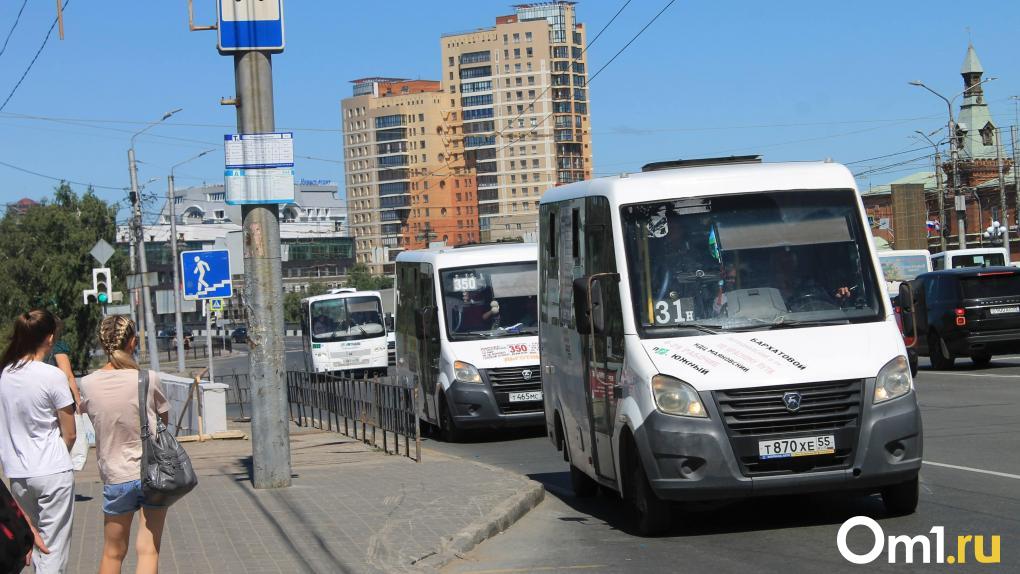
[342,78,479,274]
[441,1,592,241]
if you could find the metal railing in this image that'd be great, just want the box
[286,371,420,462]
[216,371,251,422]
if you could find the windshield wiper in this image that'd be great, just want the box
[649,323,720,335]
[765,318,850,329]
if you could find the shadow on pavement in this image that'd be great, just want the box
[527,470,888,538]
[422,425,547,444]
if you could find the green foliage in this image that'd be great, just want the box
[346,264,393,290]
[0,184,125,373]
[283,280,330,324]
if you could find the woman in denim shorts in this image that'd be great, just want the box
[81,316,171,574]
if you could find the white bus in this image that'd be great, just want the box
[877,249,932,297]
[300,289,389,377]
[931,247,1008,270]
[540,159,922,534]
[394,243,542,441]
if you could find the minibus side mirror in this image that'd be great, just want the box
[572,277,590,334]
[898,282,918,346]
[590,280,607,335]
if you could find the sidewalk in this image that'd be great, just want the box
[67,423,543,573]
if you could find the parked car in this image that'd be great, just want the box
[231,326,248,343]
[899,266,1020,369]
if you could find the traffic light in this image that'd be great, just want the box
[83,268,112,305]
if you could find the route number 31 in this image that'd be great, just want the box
[654,300,694,324]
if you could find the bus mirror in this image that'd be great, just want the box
[591,280,606,335]
[898,282,918,345]
[572,277,590,334]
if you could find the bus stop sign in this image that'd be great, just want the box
[218,0,284,53]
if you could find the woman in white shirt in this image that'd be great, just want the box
[0,309,77,574]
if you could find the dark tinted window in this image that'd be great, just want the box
[961,273,1020,299]
[951,253,1005,268]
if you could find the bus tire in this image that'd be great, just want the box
[439,394,464,443]
[882,476,919,516]
[570,464,598,498]
[631,459,671,536]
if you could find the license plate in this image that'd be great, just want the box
[758,435,835,460]
[990,306,1020,315]
[509,391,543,402]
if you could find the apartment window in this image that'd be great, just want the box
[515,77,523,86]
[525,31,533,41]
[514,63,522,73]
[516,90,524,100]
[513,48,521,59]
[511,188,517,196]
[448,56,454,67]
[503,34,508,44]
[528,90,536,99]
[532,159,540,168]
[503,49,509,59]
[505,78,511,87]
[526,47,533,58]
[517,105,524,113]
[504,64,510,73]
[418,113,424,121]
[522,173,529,182]
[513,33,520,43]
[528,76,535,85]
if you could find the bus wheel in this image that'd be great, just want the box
[439,395,464,443]
[881,476,919,516]
[570,464,598,498]
[631,461,671,536]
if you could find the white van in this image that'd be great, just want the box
[300,290,389,377]
[877,249,932,297]
[931,247,1007,270]
[395,243,541,441]
[540,159,922,534]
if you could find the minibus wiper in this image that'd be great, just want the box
[767,318,850,329]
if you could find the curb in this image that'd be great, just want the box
[415,474,546,572]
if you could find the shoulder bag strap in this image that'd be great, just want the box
[138,369,151,482]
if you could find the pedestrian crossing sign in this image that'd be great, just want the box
[181,249,233,301]
[209,299,224,311]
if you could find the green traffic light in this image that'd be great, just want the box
[97,293,109,304]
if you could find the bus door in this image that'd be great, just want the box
[414,263,441,424]
[575,197,624,483]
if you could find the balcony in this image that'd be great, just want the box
[375,115,405,129]
[376,128,407,142]
[464,135,496,149]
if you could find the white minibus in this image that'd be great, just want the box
[300,289,389,377]
[395,243,542,441]
[540,159,922,534]
[931,247,1007,270]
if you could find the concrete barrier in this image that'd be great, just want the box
[157,373,229,436]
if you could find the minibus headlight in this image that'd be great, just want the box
[454,361,483,384]
[651,375,707,418]
[875,356,912,404]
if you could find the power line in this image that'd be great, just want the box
[588,0,676,84]
[0,0,70,112]
[0,0,29,59]
[0,158,124,190]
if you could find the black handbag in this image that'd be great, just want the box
[138,370,198,506]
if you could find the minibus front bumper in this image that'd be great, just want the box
[446,377,545,430]
[632,379,922,501]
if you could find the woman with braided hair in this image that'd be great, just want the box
[0,309,77,573]
[80,315,170,574]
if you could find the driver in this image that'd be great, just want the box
[312,314,332,335]
[769,248,855,309]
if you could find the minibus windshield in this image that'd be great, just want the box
[879,254,930,282]
[440,261,538,340]
[621,189,882,336]
[310,296,385,343]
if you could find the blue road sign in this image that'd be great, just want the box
[181,250,233,301]
[218,0,285,53]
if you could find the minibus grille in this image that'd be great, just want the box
[714,379,863,476]
[486,366,543,414]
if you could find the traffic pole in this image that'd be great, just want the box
[234,49,292,489]
[168,174,187,373]
[205,300,215,385]
[128,148,161,371]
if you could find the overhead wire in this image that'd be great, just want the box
[0,0,29,59]
[1,0,71,112]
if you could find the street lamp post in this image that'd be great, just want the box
[129,108,182,371]
[909,77,997,250]
[168,149,215,373]
[914,129,948,252]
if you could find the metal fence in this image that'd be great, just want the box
[216,371,252,422]
[286,371,420,462]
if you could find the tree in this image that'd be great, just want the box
[0,184,125,373]
[283,280,329,324]
[346,263,393,291]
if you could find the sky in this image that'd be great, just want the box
[1,0,1018,223]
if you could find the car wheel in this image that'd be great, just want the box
[928,333,955,370]
[630,461,671,536]
[882,476,919,516]
[970,352,992,368]
[439,395,464,443]
[569,463,598,498]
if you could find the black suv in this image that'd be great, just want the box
[900,266,1020,369]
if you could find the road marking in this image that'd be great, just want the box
[458,566,605,574]
[921,371,1020,378]
[924,461,1020,480]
